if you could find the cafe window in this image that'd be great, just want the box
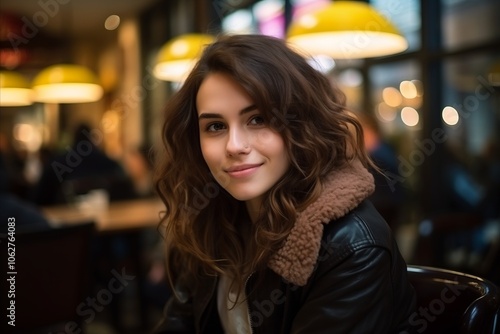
[441,0,500,51]
[368,60,422,191]
[371,0,421,52]
[220,0,330,37]
[440,51,500,211]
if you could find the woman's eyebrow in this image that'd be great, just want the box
[239,104,257,115]
[198,104,257,120]
[198,112,222,120]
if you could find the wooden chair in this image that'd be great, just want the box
[407,265,500,334]
[1,222,95,333]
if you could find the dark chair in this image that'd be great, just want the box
[407,265,500,334]
[411,212,483,268]
[1,222,95,333]
[411,212,500,285]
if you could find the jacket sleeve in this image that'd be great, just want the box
[290,246,401,334]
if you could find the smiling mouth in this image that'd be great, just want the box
[225,164,263,177]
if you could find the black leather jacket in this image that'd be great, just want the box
[154,164,416,333]
[155,201,416,333]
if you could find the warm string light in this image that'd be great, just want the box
[377,79,423,127]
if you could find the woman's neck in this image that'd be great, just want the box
[245,198,262,224]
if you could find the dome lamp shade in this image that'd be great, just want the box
[0,71,34,107]
[32,64,104,103]
[153,34,214,82]
[287,1,408,59]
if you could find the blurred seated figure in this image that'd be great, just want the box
[356,112,406,229]
[33,123,137,206]
[435,143,500,283]
[124,144,155,198]
[0,152,51,233]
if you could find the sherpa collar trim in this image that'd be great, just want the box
[267,161,375,286]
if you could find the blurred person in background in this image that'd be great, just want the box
[124,144,156,198]
[0,150,50,233]
[440,140,500,283]
[355,111,407,230]
[32,123,137,206]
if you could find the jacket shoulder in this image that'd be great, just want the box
[320,200,396,263]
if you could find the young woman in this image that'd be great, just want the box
[154,34,415,333]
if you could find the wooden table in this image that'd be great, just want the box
[42,197,166,330]
[42,197,165,232]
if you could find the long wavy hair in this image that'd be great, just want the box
[154,34,372,292]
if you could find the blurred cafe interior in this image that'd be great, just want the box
[0,0,499,333]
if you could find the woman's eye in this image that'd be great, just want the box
[206,122,225,132]
[249,115,265,125]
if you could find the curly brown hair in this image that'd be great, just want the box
[154,34,372,291]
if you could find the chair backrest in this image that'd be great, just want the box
[407,265,500,334]
[1,222,95,333]
[411,212,500,295]
[411,212,483,268]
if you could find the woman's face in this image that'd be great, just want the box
[196,72,290,209]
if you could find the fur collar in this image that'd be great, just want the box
[267,161,375,286]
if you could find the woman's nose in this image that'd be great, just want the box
[226,127,250,155]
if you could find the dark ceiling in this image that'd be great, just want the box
[0,0,161,38]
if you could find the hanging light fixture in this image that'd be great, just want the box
[32,64,104,103]
[153,33,214,82]
[287,1,408,59]
[0,71,34,107]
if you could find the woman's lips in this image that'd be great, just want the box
[225,164,262,178]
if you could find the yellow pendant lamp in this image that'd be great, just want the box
[287,1,408,59]
[32,64,104,103]
[153,34,214,82]
[0,71,34,107]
